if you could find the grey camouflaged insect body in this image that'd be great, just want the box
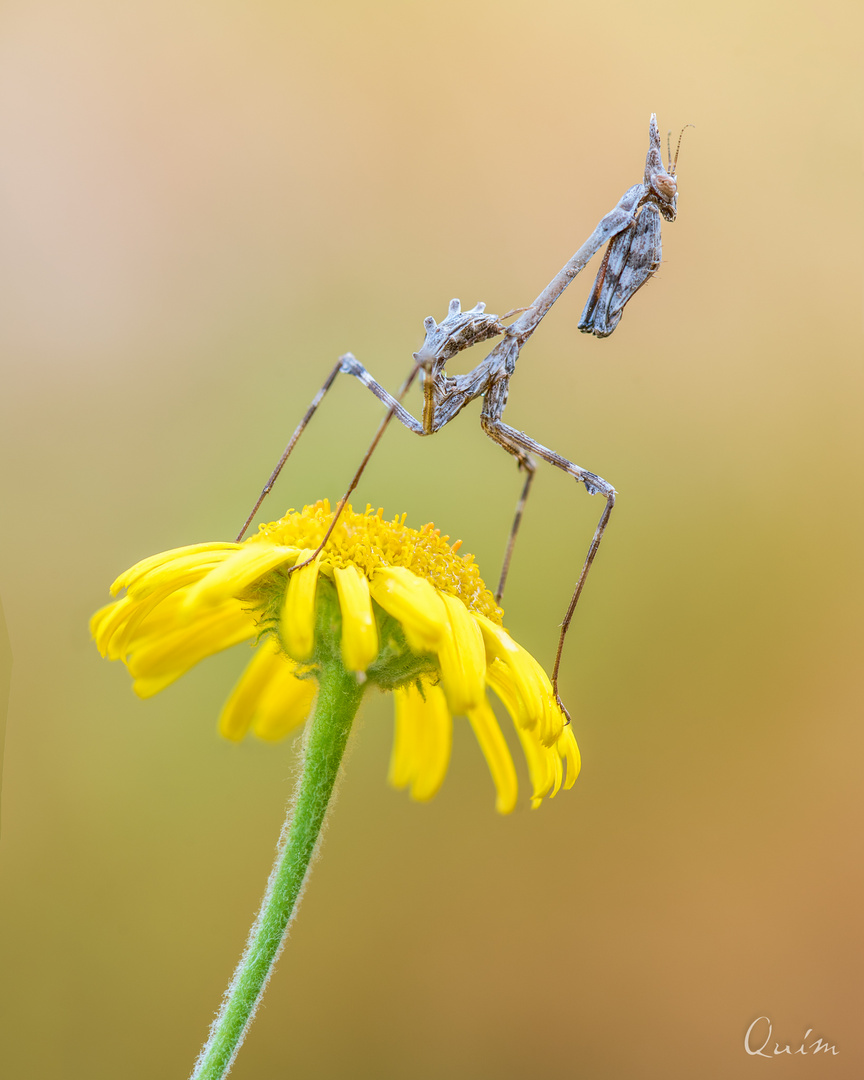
[578,115,686,337]
[578,203,662,337]
[238,115,689,719]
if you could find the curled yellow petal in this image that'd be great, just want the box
[90,596,135,658]
[558,725,582,789]
[122,554,234,604]
[436,594,486,714]
[280,550,321,661]
[108,585,193,660]
[369,566,448,653]
[95,554,238,658]
[486,660,556,806]
[127,603,255,689]
[411,708,452,802]
[97,577,209,661]
[334,565,379,672]
[251,661,317,742]
[219,637,288,741]
[182,545,300,613]
[474,613,563,746]
[547,740,564,799]
[390,683,422,791]
[467,697,518,815]
[110,542,242,595]
[390,680,452,801]
[518,647,566,747]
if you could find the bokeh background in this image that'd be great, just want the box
[1,1,861,1077]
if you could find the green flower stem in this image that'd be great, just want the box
[190,659,366,1080]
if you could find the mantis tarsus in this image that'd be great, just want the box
[237,114,688,721]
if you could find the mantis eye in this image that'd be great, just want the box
[652,172,677,200]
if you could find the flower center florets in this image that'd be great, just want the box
[250,500,502,624]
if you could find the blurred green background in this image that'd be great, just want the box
[1,1,861,1077]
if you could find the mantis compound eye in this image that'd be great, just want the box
[652,171,677,201]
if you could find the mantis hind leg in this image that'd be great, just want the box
[495,458,536,606]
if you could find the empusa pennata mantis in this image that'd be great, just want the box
[237,114,689,721]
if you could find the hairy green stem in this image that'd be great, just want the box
[190,660,366,1080]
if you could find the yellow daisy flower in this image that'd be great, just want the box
[91,501,580,813]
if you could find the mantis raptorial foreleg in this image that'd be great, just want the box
[236,300,508,542]
[237,340,539,612]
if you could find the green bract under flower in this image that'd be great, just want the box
[91,501,580,813]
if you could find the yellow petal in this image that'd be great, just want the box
[280,550,321,661]
[547,740,564,799]
[466,697,518,815]
[90,596,135,657]
[127,603,254,683]
[123,553,233,602]
[390,682,423,790]
[436,594,486,714]
[111,542,241,595]
[474,613,563,746]
[558,725,582,789]
[334,565,379,672]
[102,578,209,660]
[219,637,287,741]
[518,647,566,747]
[369,566,448,653]
[251,660,317,741]
[109,584,191,659]
[411,702,452,802]
[132,672,190,699]
[389,680,452,801]
[486,660,556,805]
[182,544,300,613]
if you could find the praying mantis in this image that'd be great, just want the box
[237,114,688,720]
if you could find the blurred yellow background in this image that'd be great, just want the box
[1,0,861,1077]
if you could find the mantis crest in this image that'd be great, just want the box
[238,115,688,720]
